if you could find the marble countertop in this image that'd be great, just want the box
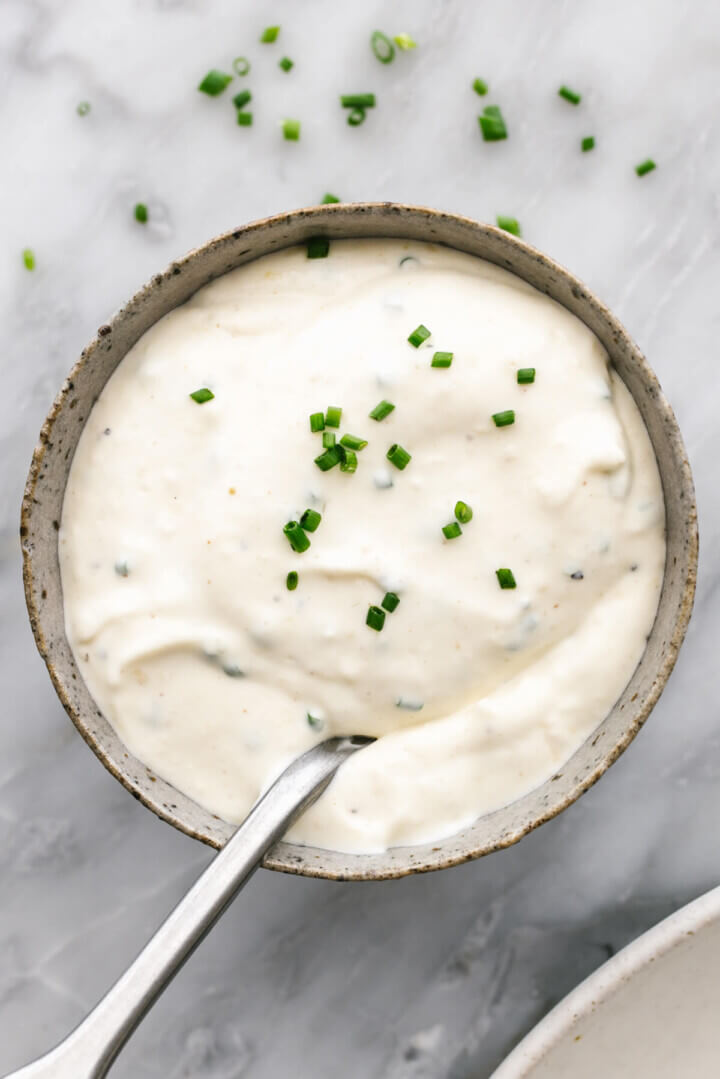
[1,1,718,1075]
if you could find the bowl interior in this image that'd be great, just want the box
[20,204,697,880]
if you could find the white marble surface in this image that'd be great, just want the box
[1,1,718,1075]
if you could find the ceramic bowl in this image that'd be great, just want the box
[20,203,697,880]
[491,884,720,1078]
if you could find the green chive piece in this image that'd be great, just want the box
[325,406,342,428]
[636,158,657,177]
[233,89,252,109]
[190,387,214,403]
[369,399,395,421]
[307,236,330,259]
[284,521,310,553]
[371,30,395,63]
[134,203,148,224]
[492,409,515,427]
[22,248,35,271]
[322,431,336,448]
[260,26,280,43]
[322,193,340,204]
[408,324,431,348]
[279,56,294,72]
[340,93,376,109]
[517,368,536,384]
[307,712,323,730]
[431,351,453,368]
[496,215,521,237]
[581,135,595,152]
[198,69,233,96]
[309,412,325,433]
[387,443,411,470]
[479,104,508,141]
[314,445,342,471]
[558,85,582,105]
[381,591,400,613]
[393,33,417,50]
[366,605,386,631]
[496,567,517,589]
[76,101,91,116]
[300,508,322,532]
[347,107,366,126]
[472,78,488,96]
[236,111,253,126]
[283,118,301,140]
[442,522,462,540]
[454,501,473,524]
[339,447,358,473]
[286,571,299,591]
[233,57,250,76]
[340,433,368,451]
[115,560,130,577]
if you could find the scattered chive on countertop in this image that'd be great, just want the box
[517,368,536,384]
[300,508,322,532]
[284,520,310,552]
[408,324,431,347]
[190,387,214,404]
[496,568,517,589]
[279,57,294,72]
[76,101,91,116]
[442,521,462,540]
[558,85,582,105]
[492,410,515,427]
[366,605,386,631]
[393,33,417,50]
[371,30,395,63]
[472,78,488,96]
[286,571,299,591]
[581,135,595,152]
[233,89,251,109]
[369,399,395,421]
[340,93,376,109]
[22,248,35,271]
[198,69,233,96]
[479,104,508,141]
[496,215,521,236]
[387,443,411,470]
[322,193,340,204]
[260,26,280,43]
[134,203,148,224]
[455,501,473,524]
[347,107,366,127]
[382,592,400,612]
[283,118,301,140]
[325,406,342,428]
[309,412,325,433]
[236,111,252,126]
[307,236,330,259]
[431,351,453,368]
[636,158,657,176]
[233,56,250,76]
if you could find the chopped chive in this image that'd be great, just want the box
[366,605,386,631]
[496,567,517,589]
[279,56,294,72]
[347,107,366,126]
[431,351,453,368]
[236,111,253,126]
[300,508,322,532]
[134,203,148,224]
[408,323,431,347]
[581,135,595,152]
[340,433,368,451]
[371,30,395,63]
[454,500,473,524]
[322,193,340,203]
[286,571,299,591]
[339,447,358,473]
[492,409,515,427]
[636,158,656,177]
[340,93,376,109]
[233,89,252,109]
[381,591,400,613]
[76,101,91,116]
[114,560,130,577]
[22,248,35,271]
[472,78,488,96]
[307,236,330,259]
[284,520,310,553]
[190,387,214,403]
[233,57,250,76]
[314,445,342,471]
[442,522,462,540]
[369,399,395,421]
[517,368,536,384]
[309,412,325,433]
[387,443,411,470]
[325,406,342,428]
[496,215,521,236]
[393,33,417,50]
[322,431,336,448]
[260,26,280,43]
[479,104,508,141]
[396,697,424,711]
[198,69,233,96]
[283,118,301,140]
[307,712,324,730]
[558,85,581,105]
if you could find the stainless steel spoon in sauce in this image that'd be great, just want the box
[3,736,371,1079]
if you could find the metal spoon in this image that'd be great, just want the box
[3,736,371,1079]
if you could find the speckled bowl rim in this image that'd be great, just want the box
[21,203,698,880]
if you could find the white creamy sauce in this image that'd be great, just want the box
[59,239,665,853]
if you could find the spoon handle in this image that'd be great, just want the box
[4,736,369,1079]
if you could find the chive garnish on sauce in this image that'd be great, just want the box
[22,248,35,271]
[134,203,148,224]
[454,501,473,524]
[408,324,431,347]
[387,444,411,470]
[371,30,395,63]
[325,406,342,428]
[198,70,233,96]
[369,400,395,421]
[284,521,310,552]
[636,158,656,177]
[517,368,536,384]
[283,118,301,140]
[300,508,322,533]
[431,351,453,368]
[307,712,323,730]
[260,26,280,42]
[339,447,358,473]
[496,568,517,589]
[340,433,368,451]
[307,236,330,259]
[190,387,214,403]
[479,105,508,141]
[340,93,376,109]
[381,591,400,612]
[309,412,325,433]
[286,571,299,591]
[314,445,342,471]
[492,409,515,427]
[442,522,462,540]
[322,431,336,448]
[581,135,595,152]
[366,605,386,631]
[558,85,582,105]
[496,215,521,236]
[322,193,340,204]
[279,57,294,72]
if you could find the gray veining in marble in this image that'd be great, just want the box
[0,1,718,1075]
